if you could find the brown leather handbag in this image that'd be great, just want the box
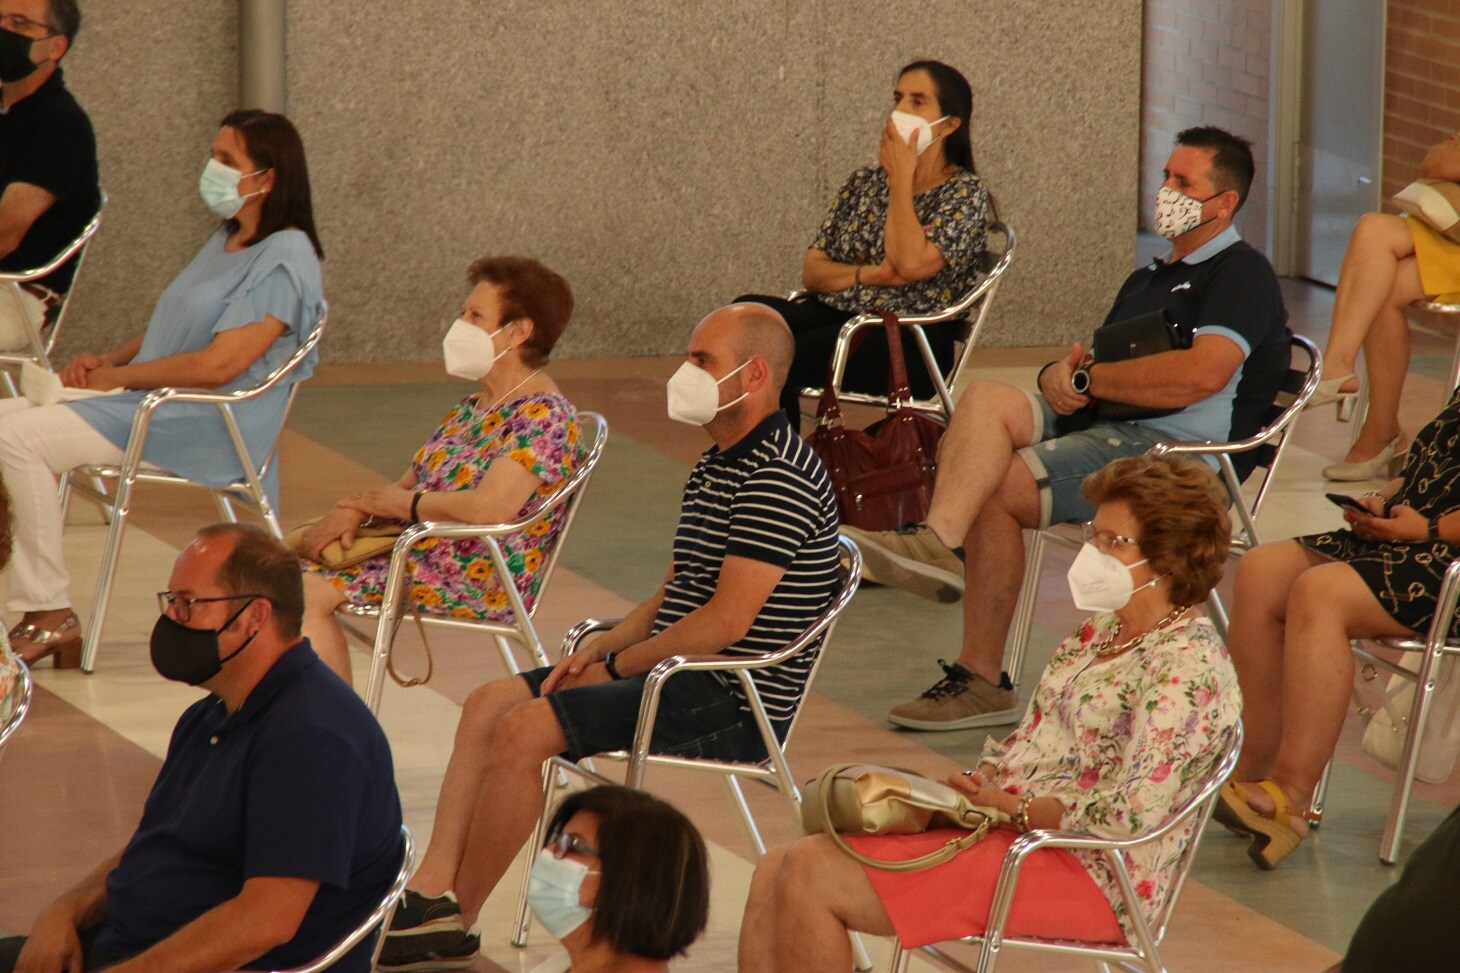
[807,312,944,531]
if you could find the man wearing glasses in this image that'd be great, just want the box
[845,126,1290,730]
[0,524,404,973]
[0,0,100,350]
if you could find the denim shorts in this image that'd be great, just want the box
[519,666,768,763]
[1017,392,1171,528]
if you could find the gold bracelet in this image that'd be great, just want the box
[1015,793,1035,833]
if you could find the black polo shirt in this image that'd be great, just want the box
[0,67,100,292]
[91,643,403,973]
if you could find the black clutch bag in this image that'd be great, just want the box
[1057,309,1194,432]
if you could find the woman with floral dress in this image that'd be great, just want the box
[297,257,579,683]
[735,58,991,423]
[739,456,1242,972]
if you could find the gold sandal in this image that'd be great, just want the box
[8,613,82,669]
[1214,779,1319,870]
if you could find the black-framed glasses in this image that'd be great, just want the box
[157,591,264,624]
[1080,522,1139,555]
[545,830,599,860]
[0,13,57,37]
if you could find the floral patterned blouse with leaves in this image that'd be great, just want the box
[305,391,579,621]
[979,612,1241,932]
[812,165,989,314]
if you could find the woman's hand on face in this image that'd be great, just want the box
[1348,503,1429,542]
[299,507,365,560]
[879,116,919,188]
[338,484,413,521]
[59,354,105,388]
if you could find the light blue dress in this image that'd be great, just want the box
[67,229,325,506]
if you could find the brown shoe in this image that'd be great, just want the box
[888,661,1019,731]
[841,524,964,603]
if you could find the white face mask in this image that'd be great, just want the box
[442,318,512,381]
[199,158,266,219]
[1066,542,1164,612]
[889,110,951,155]
[527,849,598,940]
[666,359,750,426]
[1152,186,1215,240]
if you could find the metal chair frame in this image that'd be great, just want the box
[511,537,866,966]
[0,658,33,767]
[889,724,1242,973]
[337,413,609,714]
[1005,335,1321,691]
[263,824,414,973]
[59,311,328,672]
[793,221,1017,420]
[0,193,106,386]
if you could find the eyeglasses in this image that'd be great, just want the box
[157,591,264,624]
[1080,522,1139,555]
[0,13,57,37]
[545,830,599,860]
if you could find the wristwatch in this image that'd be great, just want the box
[1070,366,1092,395]
[603,652,624,680]
[1429,518,1441,542]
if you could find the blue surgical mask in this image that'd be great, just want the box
[199,158,267,219]
[526,849,598,940]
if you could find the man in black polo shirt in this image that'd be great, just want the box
[0,525,403,973]
[845,125,1289,731]
[0,0,99,349]
[376,303,839,970]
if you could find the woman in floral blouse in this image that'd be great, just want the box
[740,456,1242,971]
[736,58,991,422]
[297,257,579,683]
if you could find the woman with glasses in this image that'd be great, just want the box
[740,456,1241,971]
[1219,387,1460,869]
[0,108,324,670]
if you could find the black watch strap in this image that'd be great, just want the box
[603,651,624,680]
[1430,518,1442,542]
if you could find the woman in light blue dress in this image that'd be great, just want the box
[0,109,326,668]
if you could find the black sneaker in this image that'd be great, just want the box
[375,926,481,972]
[387,890,464,934]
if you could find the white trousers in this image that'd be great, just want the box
[0,284,45,352]
[0,398,124,611]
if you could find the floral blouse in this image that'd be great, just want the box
[812,165,989,314]
[980,612,1242,931]
[305,391,579,620]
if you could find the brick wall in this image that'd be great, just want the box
[1384,0,1460,200]
[1141,0,1272,252]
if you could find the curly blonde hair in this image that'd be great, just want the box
[1081,455,1230,607]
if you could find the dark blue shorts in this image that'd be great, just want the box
[519,666,768,763]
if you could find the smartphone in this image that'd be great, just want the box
[1325,492,1371,514]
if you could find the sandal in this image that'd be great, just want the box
[1213,779,1319,870]
[8,613,82,669]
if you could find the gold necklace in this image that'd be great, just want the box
[1092,605,1190,658]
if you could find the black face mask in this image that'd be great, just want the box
[149,600,258,686]
[0,27,39,84]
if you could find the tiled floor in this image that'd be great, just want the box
[4,278,1460,971]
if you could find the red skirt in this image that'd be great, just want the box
[846,827,1124,948]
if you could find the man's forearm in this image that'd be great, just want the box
[606,601,747,678]
[51,853,118,931]
[1087,347,1233,409]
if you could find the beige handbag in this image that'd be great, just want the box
[1393,179,1460,245]
[802,763,1011,871]
[285,517,404,568]
[1357,658,1460,784]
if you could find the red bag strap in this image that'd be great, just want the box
[879,311,914,407]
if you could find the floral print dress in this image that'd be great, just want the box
[305,391,579,620]
[978,612,1242,933]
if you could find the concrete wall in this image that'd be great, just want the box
[59,1,1141,361]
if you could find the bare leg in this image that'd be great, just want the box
[1322,213,1421,382]
[452,695,569,921]
[753,835,895,973]
[738,846,789,973]
[1345,257,1427,462]
[301,573,351,682]
[923,381,1038,548]
[954,460,1043,685]
[410,676,537,898]
[1227,541,1327,780]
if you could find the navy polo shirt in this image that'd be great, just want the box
[92,642,402,973]
[1099,226,1289,455]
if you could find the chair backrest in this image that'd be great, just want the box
[265,825,414,973]
[0,658,34,765]
[0,191,107,361]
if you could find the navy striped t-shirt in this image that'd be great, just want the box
[654,411,839,736]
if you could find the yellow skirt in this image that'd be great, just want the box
[1407,215,1460,302]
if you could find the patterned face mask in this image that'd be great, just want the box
[1152,186,1218,240]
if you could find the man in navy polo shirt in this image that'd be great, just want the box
[845,125,1289,731]
[0,0,100,349]
[0,524,403,973]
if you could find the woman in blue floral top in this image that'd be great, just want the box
[741,457,1242,970]
[297,257,579,683]
[737,59,991,422]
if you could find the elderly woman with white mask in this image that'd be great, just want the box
[297,256,579,682]
[735,58,991,423]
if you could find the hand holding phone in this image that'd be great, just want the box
[1326,492,1374,515]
